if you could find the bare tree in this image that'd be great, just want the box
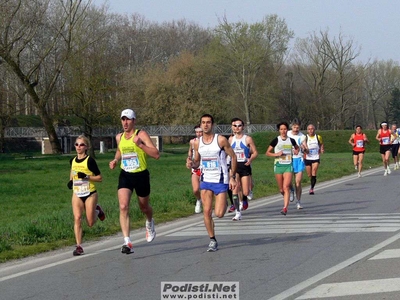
[61,4,116,157]
[291,31,336,128]
[213,14,294,125]
[364,59,400,127]
[0,0,94,153]
[321,31,361,129]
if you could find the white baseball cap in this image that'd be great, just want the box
[120,109,136,119]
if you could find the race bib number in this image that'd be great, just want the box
[234,148,246,163]
[382,137,390,145]
[309,148,319,157]
[122,152,139,172]
[202,156,219,171]
[73,179,90,197]
[356,140,364,148]
[279,148,292,164]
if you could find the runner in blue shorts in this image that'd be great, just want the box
[186,114,237,252]
[287,119,307,209]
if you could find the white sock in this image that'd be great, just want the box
[124,237,131,244]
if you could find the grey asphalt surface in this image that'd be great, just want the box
[1,166,400,300]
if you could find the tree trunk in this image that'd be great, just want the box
[38,104,62,154]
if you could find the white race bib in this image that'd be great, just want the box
[279,148,292,164]
[73,179,90,197]
[202,156,219,171]
[234,148,246,163]
[356,140,364,148]
[382,137,390,145]
[122,152,140,171]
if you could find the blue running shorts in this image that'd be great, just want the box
[200,182,229,195]
[292,157,305,173]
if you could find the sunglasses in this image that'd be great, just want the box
[75,143,86,147]
[232,124,243,127]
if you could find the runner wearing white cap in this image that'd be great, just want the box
[109,109,160,254]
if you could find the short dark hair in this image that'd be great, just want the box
[277,121,289,130]
[231,117,244,125]
[200,114,214,124]
[355,125,362,130]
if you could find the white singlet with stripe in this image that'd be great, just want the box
[287,130,305,159]
[199,134,229,184]
[305,135,321,160]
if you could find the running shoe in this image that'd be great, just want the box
[242,200,248,211]
[309,189,314,195]
[280,207,288,215]
[207,240,218,252]
[296,201,303,209]
[384,170,388,176]
[228,204,235,213]
[146,219,156,242]
[96,204,106,221]
[387,167,391,175]
[195,200,202,214]
[239,201,243,211]
[232,210,242,221]
[290,188,295,202]
[247,190,254,200]
[121,242,134,254]
[358,172,361,178]
[354,164,358,170]
[73,245,84,256]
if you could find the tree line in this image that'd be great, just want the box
[1,0,400,154]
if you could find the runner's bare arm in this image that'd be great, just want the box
[109,133,122,169]
[135,130,160,159]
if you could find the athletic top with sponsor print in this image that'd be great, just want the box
[305,134,323,161]
[287,130,306,159]
[391,129,400,145]
[70,156,100,197]
[379,129,391,146]
[353,133,367,152]
[230,134,250,163]
[269,136,297,166]
[199,134,229,184]
[118,130,147,173]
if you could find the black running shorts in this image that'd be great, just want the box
[118,169,151,197]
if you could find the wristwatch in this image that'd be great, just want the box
[231,175,236,179]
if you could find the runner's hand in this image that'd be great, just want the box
[77,172,87,179]
[67,180,73,189]
[186,157,192,169]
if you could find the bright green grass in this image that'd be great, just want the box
[0,130,384,262]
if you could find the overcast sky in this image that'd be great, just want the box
[93,0,400,64]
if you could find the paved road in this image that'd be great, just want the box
[2,167,400,299]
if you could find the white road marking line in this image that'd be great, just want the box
[296,278,400,299]
[369,249,400,260]
[269,232,400,300]
[167,214,400,236]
